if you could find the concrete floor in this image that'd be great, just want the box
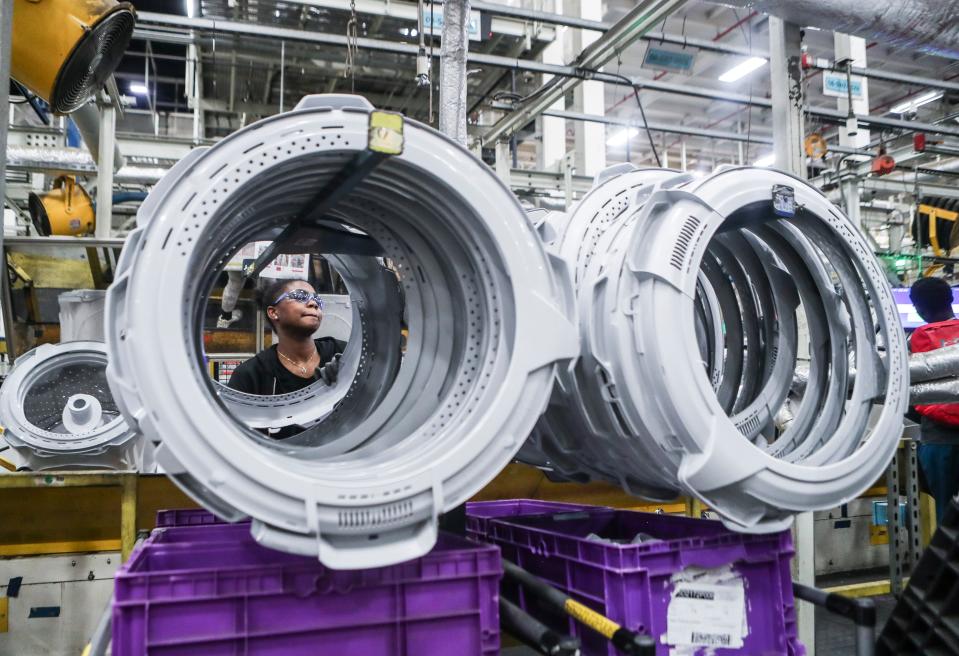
[815,594,897,655]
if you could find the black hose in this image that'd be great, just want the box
[503,559,655,656]
[500,597,580,655]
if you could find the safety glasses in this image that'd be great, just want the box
[272,288,325,308]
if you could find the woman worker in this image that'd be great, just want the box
[227,279,345,396]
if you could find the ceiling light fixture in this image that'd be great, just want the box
[606,127,639,146]
[890,90,943,115]
[718,57,767,83]
[129,83,148,95]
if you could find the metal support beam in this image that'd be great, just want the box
[176,0,767,57]
[189,42,204,143]
[769,18,805,174]
[841,175,863,231]
[572,0,606,177]
[279,41,286,112]
[771,16,815,654]
[905,440,923,573]
[508,168,592,195]
[494,141,511,185]
[862,177,959,200]
[544,109,774,145]
[134,11,959,140]
[0,0,13,357]
[887,446,904,596]
[807,61,959,95]
[3,236,126,249]
[560,151,575,209]
[203,0,554,41]
[480,0,686,146]
[0,472,140,562]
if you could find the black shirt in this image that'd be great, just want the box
[227,337,346,396]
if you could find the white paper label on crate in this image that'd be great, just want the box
[665,568,747,650]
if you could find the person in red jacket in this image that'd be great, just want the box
[909,276,959,521]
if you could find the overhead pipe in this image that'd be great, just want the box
[5,145,163,184]
[134,12,959,140]
[706,0,959,60]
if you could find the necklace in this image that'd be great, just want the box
[277,347,317,375]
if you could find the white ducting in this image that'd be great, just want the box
[910,343,959,383]
[439,0,470,145]
[910,377,959,404]
[72,102,125,172]
[907,344,959,404]
[6,145,164,184]
[707,0,959,59]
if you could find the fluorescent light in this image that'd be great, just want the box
[606,127,639,146]
[753,153,775,167]
[890,90,943,114]
[185,0,195,18]
[129,83,149,95]
[718,57,767,83]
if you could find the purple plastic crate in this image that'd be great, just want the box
[154,508,237,528]
[487,508,803,656]
[113,526,502,656]
[465,499,597,543]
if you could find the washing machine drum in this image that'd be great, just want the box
[105,94,577,569]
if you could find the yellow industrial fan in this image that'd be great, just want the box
[11,0,136,114]
[27,176,95,236]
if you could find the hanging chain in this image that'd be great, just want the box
[345,0,358,93]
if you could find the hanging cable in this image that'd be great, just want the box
[345,0,358,93]
[599,69,661,167]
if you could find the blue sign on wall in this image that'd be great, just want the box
[823,72,864,99]
[642,47,696,74]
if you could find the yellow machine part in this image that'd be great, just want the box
[916,204,959,277]
[10,0,135,114]
[27,176,95,236]
[803,133,828,159]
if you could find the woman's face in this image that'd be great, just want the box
[268,281,323,335]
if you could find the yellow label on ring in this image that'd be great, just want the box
[564,598,620,638]
[368,111,404,155]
